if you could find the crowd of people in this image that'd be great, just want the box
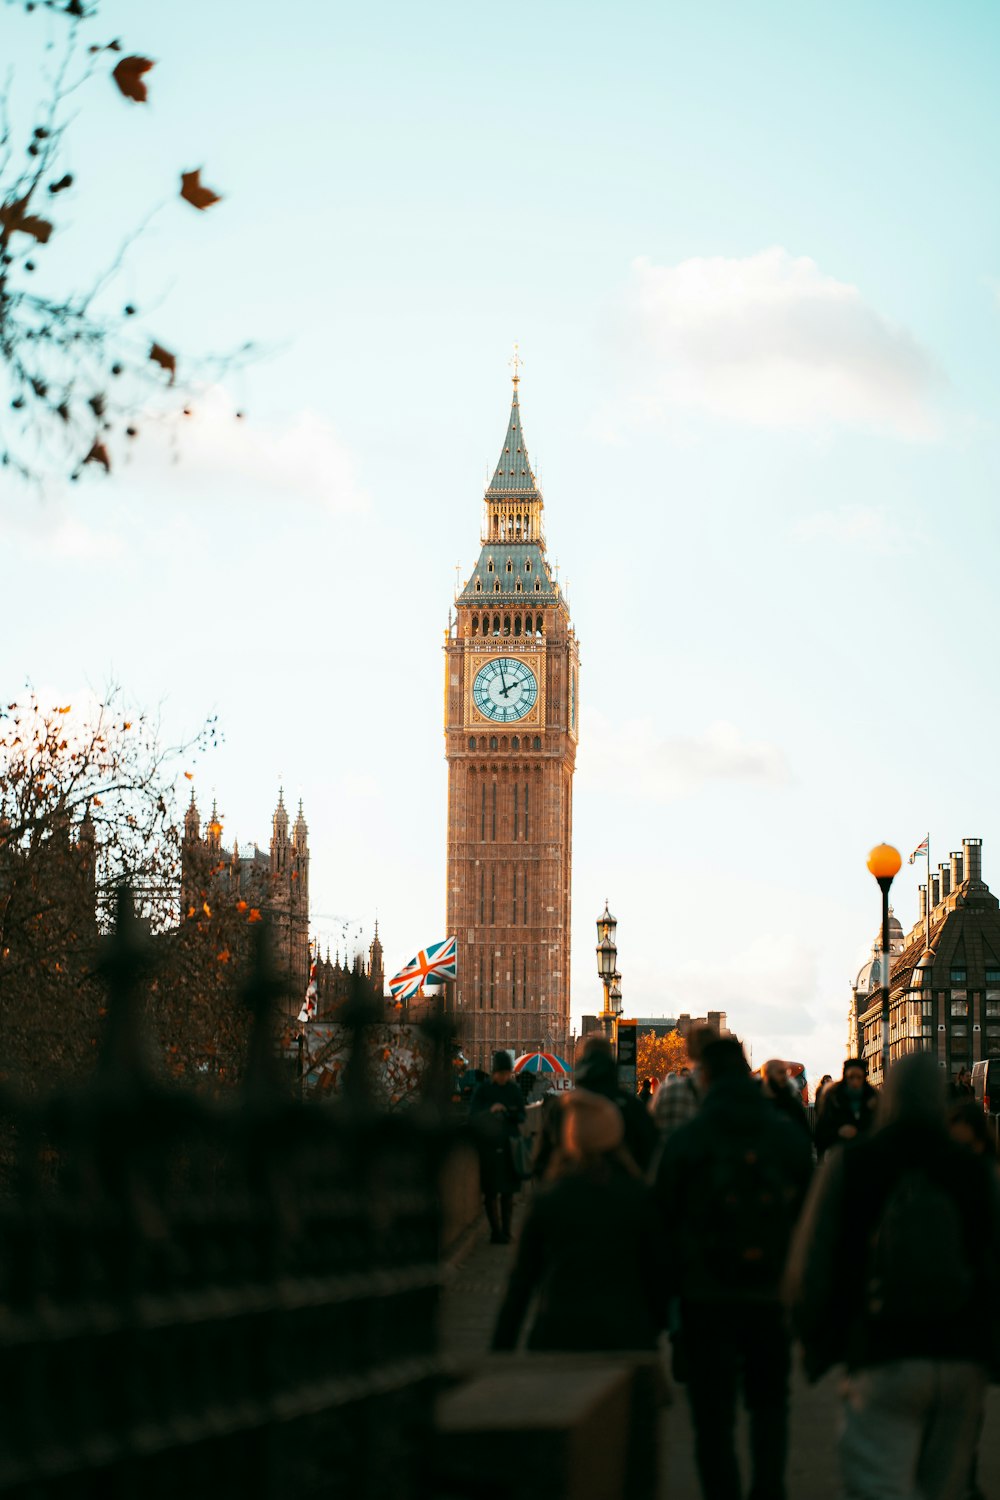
[468,1037,1000,1500]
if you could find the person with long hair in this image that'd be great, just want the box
[491,1089,663,1352]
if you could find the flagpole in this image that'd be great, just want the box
[925,831,931,952]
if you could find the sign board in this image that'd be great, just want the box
[616,1018,637,1098]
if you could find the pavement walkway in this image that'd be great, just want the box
[440,1205,1000,1499]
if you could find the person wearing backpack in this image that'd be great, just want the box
[654,1037,813,1500]
[786,1052,1000,1500]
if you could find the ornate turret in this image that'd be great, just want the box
[271,788,289,874]
[293,799,309,857]
[482,357,545,549]
[183,789,200,843]
[369,918,384,997]
[205,799,223,853]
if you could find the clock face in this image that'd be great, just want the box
[472,657,538,723]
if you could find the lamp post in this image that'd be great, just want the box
[867,843,902,1085]
[595,901,618,1042]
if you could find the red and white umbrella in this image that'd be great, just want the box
[513,1051,570,1075]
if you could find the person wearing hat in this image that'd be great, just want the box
[492,1088,663,1351]
[470,1051,526,1244]
[813,1057,878,1159]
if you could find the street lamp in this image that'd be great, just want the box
[610,971,623,1019]
[596,901,618,1041]
[867,842,902,1085]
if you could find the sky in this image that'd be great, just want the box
[4,0,1000,1082]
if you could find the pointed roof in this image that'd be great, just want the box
[486,383,539,498]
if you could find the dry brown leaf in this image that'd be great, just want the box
[180,169,222,210]
[83,441,111,472]
[113,56,154,103]
[149,342,176,384]
[0,197,53,244]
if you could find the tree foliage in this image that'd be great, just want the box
[1,0,245,483]
[0,690,260,1092]
[636,1028,688,1082]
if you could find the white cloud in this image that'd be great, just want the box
[117,385,368,510]
[580,712,792,802]
[614,247,941,438]
[792,504,904,553]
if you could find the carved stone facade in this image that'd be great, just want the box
[444,376,579,1069]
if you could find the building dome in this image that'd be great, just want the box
[853,909,905,994]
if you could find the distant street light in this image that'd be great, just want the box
[867,843,902,1084]
[596,901,618,1042]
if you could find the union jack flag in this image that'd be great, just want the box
[908,836,929,865]
[297,960,318,1023]
[388,936,457,1000]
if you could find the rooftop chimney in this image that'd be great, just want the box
[931,873,941,906]
[919,885,927,921]
[951,850,964,890]
[964,837,983,887]
[939,862,951,900]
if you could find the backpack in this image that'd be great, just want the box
[865,1167,975,1325]
[698,1132,797,1287]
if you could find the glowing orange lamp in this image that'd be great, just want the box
[867,843,902,1084]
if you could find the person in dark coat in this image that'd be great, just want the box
[470,1051,525,1243]
[492,1088,663,1351]
[761,1058,812,1140]
[786,1053,1000,1500]
[813,1057,878,1158]
[655,1037,813,1500]
[574,1035,659,1175]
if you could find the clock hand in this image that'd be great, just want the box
[497,660,509,694]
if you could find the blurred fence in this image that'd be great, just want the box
[0,888,469,1500]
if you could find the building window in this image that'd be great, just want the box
[515,580,522,592]
[511,735,520,750]
[523,782,529,840]
[494,580,501,592]
[468,736,477,750]
[488,559,494,573]
[952,1024,968,1038]
[471,615,478,635]
[491,780,497,837]
[506,559,513,573]
[489,736,498,753]
[951,969,967,983]
[513,783,519,840]
[534,579,541,592]
[490,866,496,925]
[986,994,1000,1017]
[922,999,934,1017]
[479,867,485,923]
[475,580,482,592]
[525,559,531,572]
[533,736,542,750]
[986,969,1000,985]
[951,997,969,1018]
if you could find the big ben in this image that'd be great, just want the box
[445,366,579,1068]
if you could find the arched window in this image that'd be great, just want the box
[515,579,522,593]
[536,614,543,636]
[468,736,477,750]
[494,579,501,592]
[534,578,541,592]
[471,615,478,635]
[475,579,482,592]
[514,614,521,636]
[511,735,520,750]
[506,558,513,573]
[493,614,501,634]
[525,558,531,573]
[533,736,542,751]
[487,558,494,573]
[503,614,511,635]
[489,736,498,751]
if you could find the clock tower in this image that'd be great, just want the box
[444,370,579,1068]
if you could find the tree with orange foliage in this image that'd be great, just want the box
[636,1028,688,1084]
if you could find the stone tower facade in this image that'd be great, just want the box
[181,788,311,1008]
[444,373,579,1068]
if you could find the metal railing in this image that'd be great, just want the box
[0,887,461,1499]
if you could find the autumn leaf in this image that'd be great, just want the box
[248,908,262,923]
[112,56,154,103]
[149,343,176,384]
[235,900,248,913]
[186,906,197,919]
[83,441,111,472]
[202,901,212,918]
[180,169,222,211]
[0,197,54,244]
[216,949,231,964]
[183,771,194,780]
[57,705,71,714]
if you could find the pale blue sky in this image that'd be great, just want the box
[5,0,1000,1078]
